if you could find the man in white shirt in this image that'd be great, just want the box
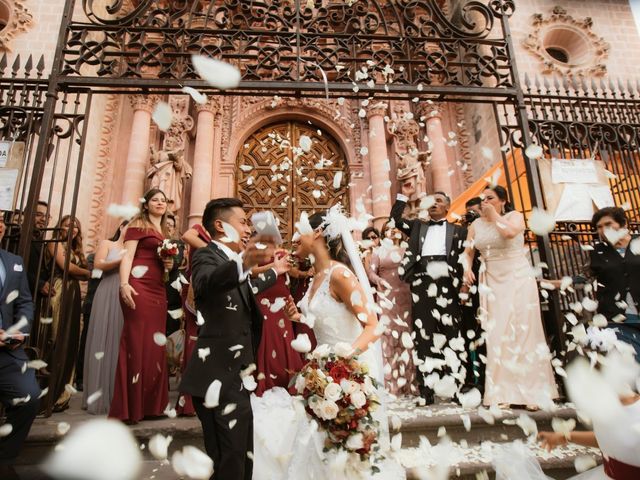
[390,183,467,404]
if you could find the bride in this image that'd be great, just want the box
[251,207,405,479]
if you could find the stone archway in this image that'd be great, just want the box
[235,120,350,243]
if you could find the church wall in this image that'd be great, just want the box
[509,0,640,81]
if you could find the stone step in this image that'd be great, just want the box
[400,441,601,480]
[388,398,580,447]
[17,396,599,479]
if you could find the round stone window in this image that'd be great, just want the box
[523,7,610,77]
[542,27,593,67]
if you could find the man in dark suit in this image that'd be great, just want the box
[459,197,485,393]
[390,182,467,404]
[179,198,288,480]
[0,212,41,465]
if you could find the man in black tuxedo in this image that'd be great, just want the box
[390,183,467,404]
[459,197,486,393]
[179,198,288,480]
[0,213,41,465]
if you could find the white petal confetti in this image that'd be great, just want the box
[5,290,19,304]
[291,333,312,353]
[191,55,241,90]
[43,419,142,480]
[149,433,173,460]
[0,423,12,437]
[152,101,173,131]
[153,332,167,346]
[198,347,211,362]
[171,445,214,480]
[57,422,71,436]
[524,144,544,160]
[106,203,140,220]
[87,389,103,406]
[131,265,148,278]
[528,208,556,236]
[204,380,222,409]
[181,86,207,105]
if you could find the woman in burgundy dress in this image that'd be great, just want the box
[176,223,211,416]
[254,249,305,396]
[109,188,173,423]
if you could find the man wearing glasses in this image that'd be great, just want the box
[27,201,53,301]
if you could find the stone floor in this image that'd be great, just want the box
[12,390,601,480]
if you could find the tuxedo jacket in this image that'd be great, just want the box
[588,237,640,321]
[390,197,467,285]
[179,242,276,398]
[0,248,35,365]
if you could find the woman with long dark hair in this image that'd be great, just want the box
[46,215,90,411]
[109,189,173,423]
[251,207,405,479]
[463,185,557,409]
[81,220,128,414]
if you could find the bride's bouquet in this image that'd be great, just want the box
[291,343,382,468]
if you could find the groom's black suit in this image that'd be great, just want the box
[390,197,467,400]
[180,242,276,480]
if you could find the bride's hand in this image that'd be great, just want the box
[285,296,301,322]
[463,269,476,286]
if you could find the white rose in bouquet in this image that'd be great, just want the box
[324,382,343,402]
[318,400,340,420]
[312,344,331,359]
[350,390,367,409]
[294,374,306,394]
[340,379,360,395]
[346,433,364,450]
[334,342,354,358]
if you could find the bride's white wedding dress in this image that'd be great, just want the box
[252,263,406,479]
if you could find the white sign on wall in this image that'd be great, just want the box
[0,141,12,168]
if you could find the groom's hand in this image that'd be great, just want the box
[242,235,275,270]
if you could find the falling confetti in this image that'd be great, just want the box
[191,55,241,90]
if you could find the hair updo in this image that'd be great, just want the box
[308,211,352,269]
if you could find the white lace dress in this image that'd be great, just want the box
[252,263,405,480]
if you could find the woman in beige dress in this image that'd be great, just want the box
[463,186,558,409]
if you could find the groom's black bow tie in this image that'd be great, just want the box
[428,219,446,226]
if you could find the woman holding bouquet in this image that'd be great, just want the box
[109,189,173,423]
[251,206,405,480]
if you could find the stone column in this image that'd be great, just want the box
[419,102,453,195]
[122,94,159,205]
[366,102,391,227]
[189,98,219,226]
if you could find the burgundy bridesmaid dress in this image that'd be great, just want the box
[177,224,210,416]
[109,227,169,423]
[254,256,305,397]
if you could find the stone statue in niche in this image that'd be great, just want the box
[147,145,193,212]
[389,111,429,197]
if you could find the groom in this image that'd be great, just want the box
[391,182,467,404]
[179,198,288,480]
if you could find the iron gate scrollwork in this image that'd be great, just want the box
[62,0,515,95]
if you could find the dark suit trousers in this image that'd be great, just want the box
[410,259,465,398]
[0,350,41,462]
[461,295,486,390]
[192,381,253,480]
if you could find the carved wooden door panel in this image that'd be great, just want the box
[236,121,349,243]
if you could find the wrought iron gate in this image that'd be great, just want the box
[5,0,637,413]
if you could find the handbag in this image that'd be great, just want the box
[166,324,186,369]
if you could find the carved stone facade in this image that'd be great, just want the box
[523,6,610,77]
[0,0,34,52]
